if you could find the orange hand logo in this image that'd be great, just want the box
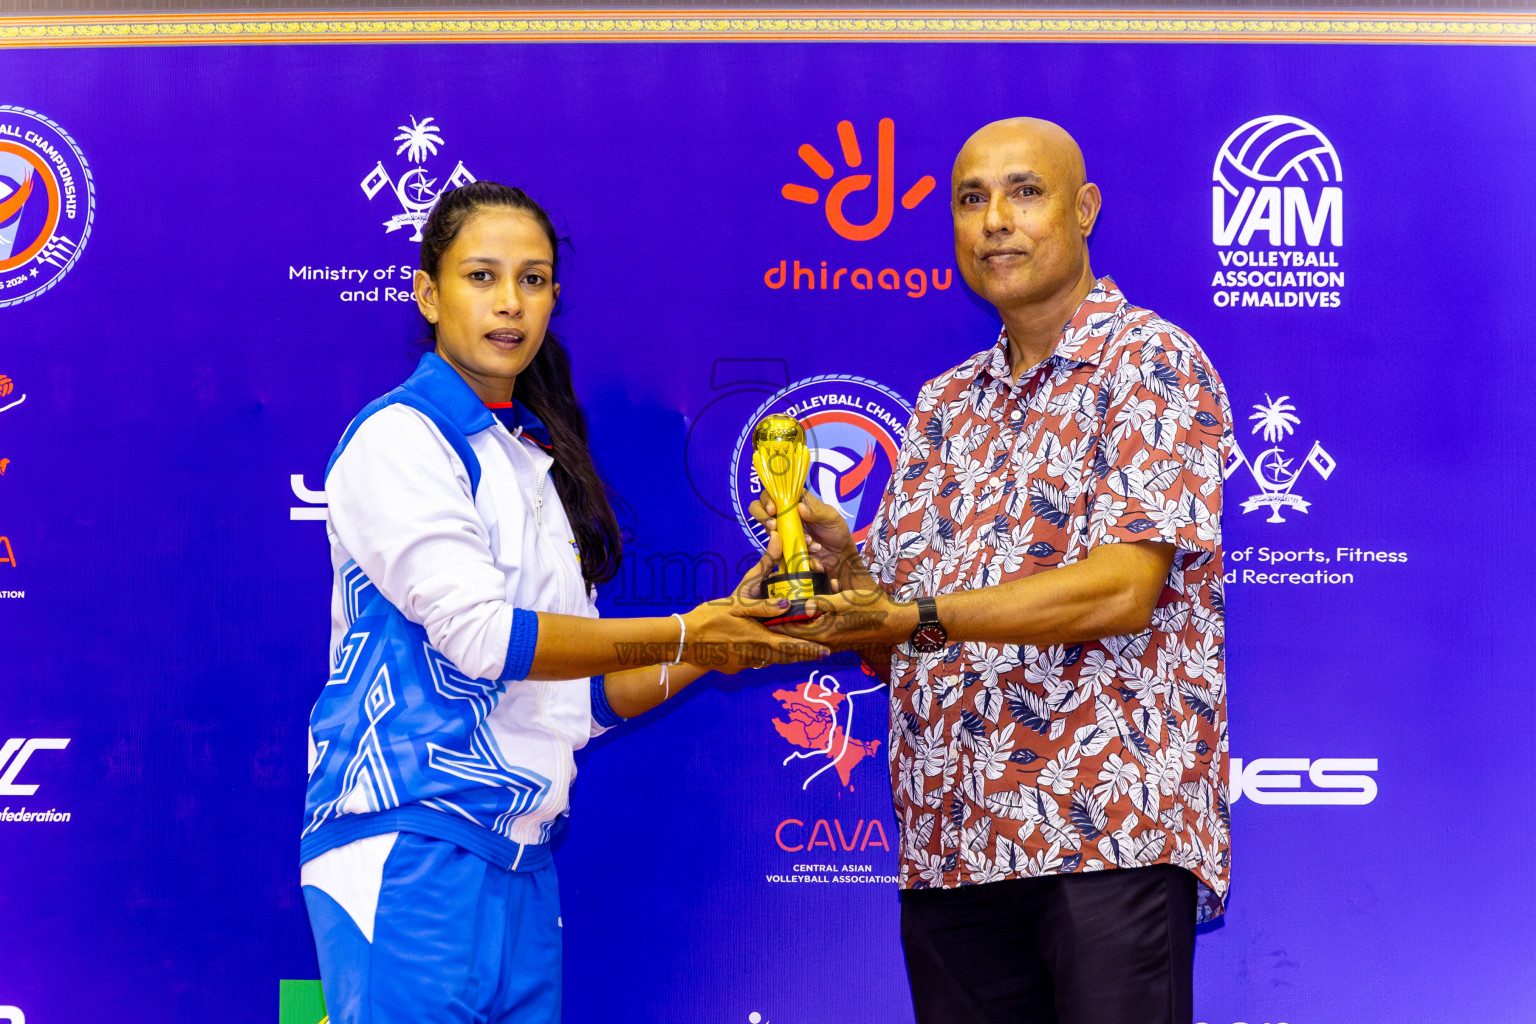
[781,119,936,241]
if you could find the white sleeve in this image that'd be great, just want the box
[326,405,520,682]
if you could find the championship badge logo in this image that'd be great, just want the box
[0,106,94,309]
[1226,393,1337,523]
[730,374,913,549]
[361,115,476,242]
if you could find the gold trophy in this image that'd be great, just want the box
[752,414,831,623]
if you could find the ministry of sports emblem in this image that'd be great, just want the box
[0,106,94,309]
[360,115,476,242]
[730,375,913,549]
[1226,393,1336,523]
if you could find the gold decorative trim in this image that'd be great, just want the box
[1,9,1532,48]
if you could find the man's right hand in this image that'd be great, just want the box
[747,491,874,592]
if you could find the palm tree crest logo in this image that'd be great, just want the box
[360,115,476,242]
[1227,393,1337,523]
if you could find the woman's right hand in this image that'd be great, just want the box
[678,535,830,675]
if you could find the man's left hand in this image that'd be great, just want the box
[772,587,918,656]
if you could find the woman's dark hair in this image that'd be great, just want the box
[419,181,622,590]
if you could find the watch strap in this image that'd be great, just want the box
[916,596,940,627]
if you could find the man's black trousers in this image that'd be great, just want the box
[900,863,1197,1024]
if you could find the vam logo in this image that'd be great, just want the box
[0,106,94,309]
[0,738,68,796]
[768,118,951,297]
[1224,394,1335,523]
[1210,115,1344,309]
[361,115,476,242]
[0,1006,23,1024]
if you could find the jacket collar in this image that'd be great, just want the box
[492,402,552,450]
[400,350,497,436]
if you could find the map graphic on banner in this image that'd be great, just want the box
[772,671,886,791]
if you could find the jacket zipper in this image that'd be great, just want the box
[508,427,576,836]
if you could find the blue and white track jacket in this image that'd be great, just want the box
[301,352,625,872]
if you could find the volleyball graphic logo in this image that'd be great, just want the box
[1211,114,1344,252]
[731,375,913,550]
[1213,115,1342,196]
[0,106,95,308]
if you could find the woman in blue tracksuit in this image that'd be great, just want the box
[301,181,823,1023]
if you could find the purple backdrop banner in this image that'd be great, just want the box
[2,34,1534,1024]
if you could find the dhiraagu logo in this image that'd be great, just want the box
[278,980,327,1024]
[780,117,935,240]
[767,117,952,298]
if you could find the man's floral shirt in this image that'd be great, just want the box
[864,278,1233,920]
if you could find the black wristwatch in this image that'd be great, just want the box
[908,596,947,653]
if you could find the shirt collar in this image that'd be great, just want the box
[976,276,1129,385]
[399,350,497,436]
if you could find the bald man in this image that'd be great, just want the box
[759,119,1233,1023]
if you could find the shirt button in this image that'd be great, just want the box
[1009,409,1023,423]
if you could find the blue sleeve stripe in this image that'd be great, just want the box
[503,607,539,680]
[590,675,626,728]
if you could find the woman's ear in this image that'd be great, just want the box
[414,269,439,325]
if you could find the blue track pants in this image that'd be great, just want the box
[303,832,561,1024]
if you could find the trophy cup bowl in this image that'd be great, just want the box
[752,414,831,625]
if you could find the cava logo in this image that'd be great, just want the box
[1224,394,1336,523]
[0,106,94,308]
[361,115,476,242]
[1210,115,1344,309]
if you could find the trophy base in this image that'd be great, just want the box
[762,571,830,626]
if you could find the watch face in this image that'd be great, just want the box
[910,625,947,653]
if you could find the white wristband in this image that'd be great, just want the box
[670,612,686,666]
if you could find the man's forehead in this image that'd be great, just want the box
[952,120,1084,186]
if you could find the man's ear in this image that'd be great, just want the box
[414,269,438,325]
[1077,182,1103,239]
